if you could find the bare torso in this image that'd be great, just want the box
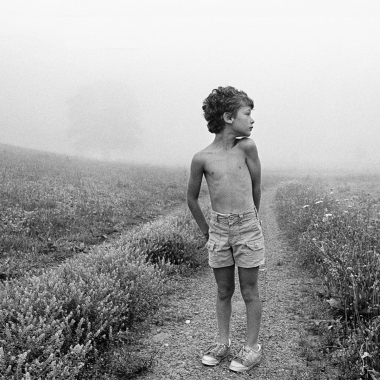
[200,140,255,214]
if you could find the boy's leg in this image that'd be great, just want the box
[238,266,261,349]
[213,264,235,345]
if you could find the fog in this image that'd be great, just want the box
[1,0,380,172]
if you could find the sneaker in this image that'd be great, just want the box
[201,340,231,366]
[229,344,262,372]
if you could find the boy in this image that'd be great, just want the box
[187,86,265,373]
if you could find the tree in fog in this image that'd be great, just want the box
[67,81,141,159]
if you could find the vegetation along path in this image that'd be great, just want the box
[139,187,330,380]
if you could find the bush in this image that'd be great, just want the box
[0,246,164,379]
[123,211,207,269]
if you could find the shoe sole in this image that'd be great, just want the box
[229,359,261,372]
[202,354,229,366]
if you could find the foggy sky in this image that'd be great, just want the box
[1,0,380,171]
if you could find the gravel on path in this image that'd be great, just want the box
[138,187,326,379]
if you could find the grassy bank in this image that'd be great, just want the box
[0,201,207,379]
[276,177,380,380]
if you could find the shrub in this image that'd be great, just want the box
[0,246,165,379]
[122,210,207,269]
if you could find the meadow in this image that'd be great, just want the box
[2,143,380,379]
[276,173,380,380]
[0,144,193,280]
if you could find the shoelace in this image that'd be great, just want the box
[235,346,257,361]
[236,347,250,360]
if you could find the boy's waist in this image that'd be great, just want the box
[210,207,258,222]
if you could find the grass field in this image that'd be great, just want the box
[0,144,194,280]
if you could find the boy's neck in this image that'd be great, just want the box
[212,128,238,150]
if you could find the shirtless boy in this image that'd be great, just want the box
[187,86,265,372]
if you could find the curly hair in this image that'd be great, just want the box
[202,86,254,134]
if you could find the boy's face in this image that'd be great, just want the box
[230,106,254,137]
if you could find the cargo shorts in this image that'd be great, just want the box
[206,208,265,269]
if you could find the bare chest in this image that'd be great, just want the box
[204,151,249,181]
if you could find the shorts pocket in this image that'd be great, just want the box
[247,240,265,251]
[249,218,261,231]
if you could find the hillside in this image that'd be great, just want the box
[0,143,190,279]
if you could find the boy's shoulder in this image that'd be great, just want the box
[191,147,209,168]
[192,143,213,160]
[193,138,257,157]
[235,137,257,150]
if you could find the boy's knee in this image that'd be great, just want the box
[241,286,260,303]
[217,284,235,300]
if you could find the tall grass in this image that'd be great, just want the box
[276,178,380,379]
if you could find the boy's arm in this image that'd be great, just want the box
[243,138,262,212]
[187,153,209,240]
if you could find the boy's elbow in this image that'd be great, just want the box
[187,194,201,212]
[253,185,261,199]
[187,193,197,207]
[253,184,261,193]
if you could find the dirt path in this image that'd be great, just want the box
[139,187,324,379]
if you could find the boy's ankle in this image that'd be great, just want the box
[219,338,230,347]
[245,343,260,351]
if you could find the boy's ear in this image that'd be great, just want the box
[223,112,233,124]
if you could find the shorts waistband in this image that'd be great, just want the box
[211,207,258,222]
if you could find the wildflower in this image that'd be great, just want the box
[302,205,309,208]
[72,344,83,354]
[315,200,323,205]
[325,214,332,218]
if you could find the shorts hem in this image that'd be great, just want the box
[236,258,266,268]
[208,261,235,269]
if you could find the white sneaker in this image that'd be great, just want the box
[201,339,231,366]
[229,344,262,372]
